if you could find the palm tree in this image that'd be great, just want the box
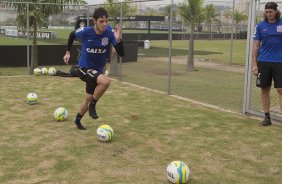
[164,4,178,21]
[224,9,247,39]
[204,4,216,40]
[179,0,205,71]
[102,0,136,76]
[233,10,247,38]
[103,0,136,20]
[6,0,85,74]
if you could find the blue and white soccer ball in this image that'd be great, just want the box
[26,92,38,105]
[166,161,190,184]
[97,125,114,142]
[54,107,68,121]
[33,68,41,76]
[41,67,48,75]
[48,67,56,75]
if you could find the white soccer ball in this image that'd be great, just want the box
[54,107,68,121]
[48,67,56,75]
[167,161,190,184]
[33,68,41,76]
[26,92,38,105]
[97,124,114,142]
[41,67,48,75]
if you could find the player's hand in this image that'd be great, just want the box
[63,51,70,65]
[114,24,122,42]
[112,47,116,54]
[252,64,258,76]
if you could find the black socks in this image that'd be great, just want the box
[88,99,99,119]
[265,112,270,120]
[74,112,86,130]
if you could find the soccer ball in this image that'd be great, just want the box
[48,67,56,75]
[26,92,38,105]
[41,67,48,75]
[54,107,68,121]
[97,124,114,142]
[33,68,41,76]
[166,161,190,184]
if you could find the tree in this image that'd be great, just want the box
[233,10,247,37]
[204,4,216,40]
[164,4,178,21]
[5,0,85,74]
[102,0,136,19]
[179,0,205,71]
[102,0,136,76]
[223,9,247,39]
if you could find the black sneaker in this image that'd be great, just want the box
[259,118,272,126]
[74,118,86,130]
[88,101,99,119]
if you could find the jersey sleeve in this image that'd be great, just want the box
[75,27,86,40]
[109,30,118,46]
[253,24,261,40]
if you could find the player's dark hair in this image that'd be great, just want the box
[264,2,281,22]
[93,7,108,20]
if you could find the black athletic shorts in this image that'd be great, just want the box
[77,67,102,94]
[256,62,282,88]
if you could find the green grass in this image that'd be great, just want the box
[0,75,281,183]
[139,40,247,65]
[119,60,245,112]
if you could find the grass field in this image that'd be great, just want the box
[0,75,281,183]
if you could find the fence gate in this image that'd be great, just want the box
[244,0,282,122]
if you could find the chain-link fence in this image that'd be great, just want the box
[0,0,281,120]
[244,0,282,121]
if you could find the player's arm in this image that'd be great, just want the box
[113,41,124,57]
[252,40,260,75]
[252,25,261,76]
[63,31,76,64]
[113,24,124,57]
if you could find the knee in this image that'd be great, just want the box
[101,77,111,87]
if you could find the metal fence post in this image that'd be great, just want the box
[168,0,173,95]
[26,2,30,75]
[229,0,235,65]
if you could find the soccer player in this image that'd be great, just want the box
[252,2,282,126]
[63,7,124,130]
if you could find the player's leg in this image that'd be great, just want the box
[74,93,93,130]
[88,74,111,119]
[93,74,111,101]
[272,62,282,112]
[277,88,282,111]
[75,68,98,129]
[257,62,272,126]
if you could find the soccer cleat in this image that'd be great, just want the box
[88,101,99,119]
[74,118,86,130]
[259,118,272,126]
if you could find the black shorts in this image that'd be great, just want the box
[256,62,282,88]
[77,67,102,94]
